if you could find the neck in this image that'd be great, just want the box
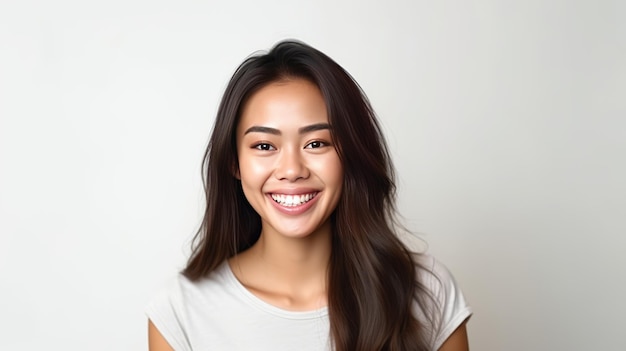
[253,221,331,286]
[229,221,332,310]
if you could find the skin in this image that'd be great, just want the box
[439,321,470,351]
[148,78,470,350]
[148,321,173,351]
[230,78,342,311]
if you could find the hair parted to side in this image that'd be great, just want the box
[183,40,437,351]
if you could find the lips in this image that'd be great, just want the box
[270,192,318,207]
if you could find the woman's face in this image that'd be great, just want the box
[236,78,343,240]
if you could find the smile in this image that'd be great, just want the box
[270,192,318,207]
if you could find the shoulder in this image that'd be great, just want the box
[148,261,232,311]
[415,254,461,298]
[413,254,472,350]
[145,262,233,351]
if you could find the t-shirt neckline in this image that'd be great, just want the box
[221,260,329,320]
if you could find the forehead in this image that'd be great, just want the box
[237,79,328,133]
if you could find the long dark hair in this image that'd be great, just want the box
[184,40,436,351]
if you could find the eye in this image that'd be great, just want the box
[253,143,276,151]
[305,140,327,149]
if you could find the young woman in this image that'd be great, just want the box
[147,40,471,351]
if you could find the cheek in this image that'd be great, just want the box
[238,154,273,185]
[326,159,344,214]
[316,155,343,189]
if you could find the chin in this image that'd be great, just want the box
[267,219,330,240]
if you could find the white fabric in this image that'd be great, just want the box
[146,255,471,351]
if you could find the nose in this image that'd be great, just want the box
[274,148,309,181]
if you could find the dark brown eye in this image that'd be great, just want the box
[305,141,326,149]
[254,143,275,151]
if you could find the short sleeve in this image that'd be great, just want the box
[419,255,472,350]
[145,276,193,351]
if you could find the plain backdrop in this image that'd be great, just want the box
[1,0,624,350]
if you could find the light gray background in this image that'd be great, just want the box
[1,0,624,350]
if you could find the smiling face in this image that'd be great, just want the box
[236,78,343,240]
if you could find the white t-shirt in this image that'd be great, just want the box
[146,255,471,351]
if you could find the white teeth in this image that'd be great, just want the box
[271,193,316,207]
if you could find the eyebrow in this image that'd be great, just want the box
[244,123,330,135]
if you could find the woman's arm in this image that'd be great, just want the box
[148,320,175,351]
[438,320,469,351]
